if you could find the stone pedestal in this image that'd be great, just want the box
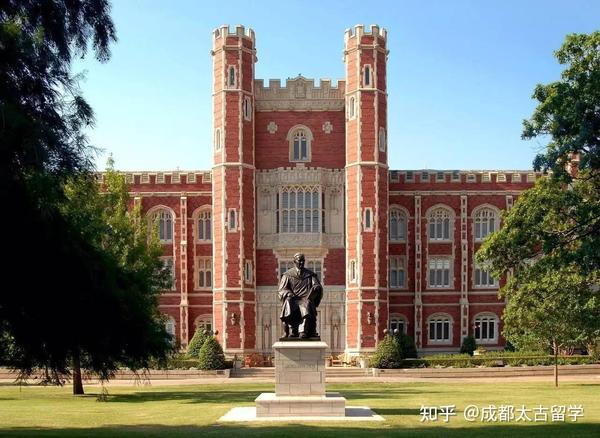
[255,341,346,417]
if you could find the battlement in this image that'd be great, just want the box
[254,76,345,111]
[212,24,255,42]
[344,24,387,43]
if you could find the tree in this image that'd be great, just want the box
[460,336,477,356]
[198,336,226,370]
[187,328,209,359]
[477,31,600,386]
[368,333,402,369]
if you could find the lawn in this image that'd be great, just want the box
[1,381,599,437]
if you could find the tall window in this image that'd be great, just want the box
[429,258,451,288]
[389,256,406,288]
[197,257,212,289]
[244,260,253,284]
[364,65,372,87]
[152,209,173,243]
[215,129,221,151]
[243,97,252,121]
[197,210,211,242]
[349,260,357,283]
[364,208,373,231]
[276,187,322,233]
[378,127,386,152]
[474,207,497,240]
[227,66,235,87]
[279,260,322,282]
[165,317,176,343]
[228,209,237,231]
[474,314,498,342]
[162,257,176,290]
[291,129,309,161]
[348,97,355,119]
[389,208,407,241]
[389,315,407,335]
[428,207,452,241]
[428,315,451,342]
[474,264,497,287]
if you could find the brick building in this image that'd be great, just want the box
[108,24,538,356]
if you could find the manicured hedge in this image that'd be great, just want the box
[395,352,597,369]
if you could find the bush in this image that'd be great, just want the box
[396,352,596,368]
[198,336,226,370]
[460,336,477,356]
[396,333,418,359]
[369,335,402,369]
[187,329,209,358]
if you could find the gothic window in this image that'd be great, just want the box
[389,314,407,335]
[244,260,253,284]
[389,208,407,241]
[227,66,236,87]
[428,257,451,288]
[215,128,221,151]
[428,314,452,342]
[428,207,452,241]
[288,126,312,162]
[364,208,373,231]
[228,209,237,231]
[196,210,211,242]
[378,127,386,152]
[474,313,498,342]
[243,97,252,121]
[474,207,498,240]
[349,260,357,283]
[165,316,176,344]
[474,263,497,287]
[348,96,356,119]
[364,65,372,87]
[194,315,213,335]
[276,187,322,234]
[150,208,173,243]
[389,256,406,288]
[196,257,212,289]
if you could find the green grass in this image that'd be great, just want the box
[1,381,599,437]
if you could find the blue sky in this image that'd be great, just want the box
[74,0,600,171]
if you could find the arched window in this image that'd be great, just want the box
[227,66,235,87]
[474,207,498,240]
[348,97,356,119]
[389,314,407,335]
[287,126,312,162]
[364,65,372,87]
[194,315,213,335]
[197,210,212,242]
[378,127,386,152]
[150,208,174,243]
[276,187,322,233]
[243,97,252,121]
[165,316,176,344]
[364,208,373,231]
[474,313,498,343]
[428,314,452,342]
[228,209,237,231]
[215,129,221,151]
[389,208,407,241]
[428,207,452,241]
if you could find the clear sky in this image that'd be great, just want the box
[73,0,600,172]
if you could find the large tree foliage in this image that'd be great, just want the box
[478,32,600,385]
[1,2,171,394]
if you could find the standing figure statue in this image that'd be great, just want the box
[278,253,323,340]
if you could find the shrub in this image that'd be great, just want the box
[369,334,402,369]
[460,336,477,356]
[396,333,418,359]
[187,329,209,358]
[198,336,226,370]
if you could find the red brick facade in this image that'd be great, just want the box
[112,25,538,356]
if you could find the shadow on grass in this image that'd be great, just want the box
[1,422,600,438]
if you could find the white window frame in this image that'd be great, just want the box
[363,64,372,88]
[473,207,498,241]
[389,208,407,242]
[428,257,452,289]
[243,97,252,121]
[427,207,453,241]
[473,313,499,344]
[276,187,322,234]
[196,209,212,242]
[363,207,373,232]
[473,263,497,288]
[244,259,253,284]
[150,208,174,243]
[194,315,213,335]
[427,314,453,344]
[227,65,236,88]
[228,209,237,232]
[287,125,313,163]
[378,127,386,152]
[389,256,406,289]
[389,314,408,335]
[196,257,212,290]
[214,128,222,151]
[349,260,357,284]
[347,96,356,119]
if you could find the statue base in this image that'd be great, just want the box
[255,341,346,417]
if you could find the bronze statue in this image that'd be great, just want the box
[278,253,323,340]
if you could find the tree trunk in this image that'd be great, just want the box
[72,350,84,395]
[553,340,559,388]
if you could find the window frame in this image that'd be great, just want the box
[363,207,373,232]
[378,127,386,152]
[276,187,322,234]
[150,208,174,244]
[389,256,406,289]
[473,313,499,344]
[473,206,498,241]
[428,257,452,289]
[195,208,212,243]
[363,64,372,88]
[427,206,453,242]
[389,207,407,242]
[243,97,252,121]
[227,209,237,232]
[389,314,408,335]
[227,66,236,88]
[244,259,253,284]
[287,125,313,163]
[196,257,212,290]
[427,314,453,344]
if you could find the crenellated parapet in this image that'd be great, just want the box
[344,24,388,43]
[212,24,255,42]
[254,76,345,111]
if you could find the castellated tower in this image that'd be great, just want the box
[211,25,257,354]
[344,25,389,354]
